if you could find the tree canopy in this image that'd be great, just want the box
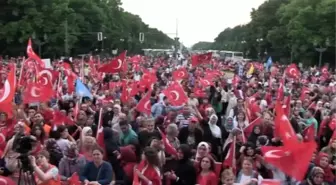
[0,0,175,57]
[202,0,336,65]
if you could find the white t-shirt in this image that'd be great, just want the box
[238,174,263,185]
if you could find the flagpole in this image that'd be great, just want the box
[18,57,25,85]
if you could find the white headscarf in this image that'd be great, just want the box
[195,142,210,160]
[208,114,221,138]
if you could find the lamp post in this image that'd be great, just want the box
[314,39,330,67]
[32,32,48,57]
[256,38,263,61]
[241,40,247,58]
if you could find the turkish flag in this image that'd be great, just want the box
[135,91,152,115]
[172,68,188,81]
[158,128,178,156]
[52,110,75,127]
[162,81,188,106]
[139,71,157,89]
[0,65,16,104]
[274,101,299,147]
[285,64,301,78]
[26,38,45,68]
[23,83,54,104]
[191,52,212,66]
[300,87,310,101]
[120,81,131,103]
[223,136,236,173]
[261,141,316,181]
[193,88,206,98]
[98,51,126,73]
[276,79,284,100]
[199,78,214,87]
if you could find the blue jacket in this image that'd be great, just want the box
[80,161,113,185]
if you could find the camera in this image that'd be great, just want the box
[13,135,36,172]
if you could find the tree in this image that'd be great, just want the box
[191,41,213,50]
[0,0,174,57]
[210,0,335,65]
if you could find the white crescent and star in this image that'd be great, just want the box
[39,69,53,81]
[289,68,295,76]
[0,80,11,103]
[0,178,7,184]
[40,77,48,86]
[31,86,40,97]
[113,59,122,69]
[264,149,282,159]
[170,91,180,101]
[144,101,150,110]
[204,80,210,86]
[178,71,185,78]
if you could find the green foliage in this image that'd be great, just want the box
[211,0,335,65]
[191,41,213,50]
[0,0,174,57]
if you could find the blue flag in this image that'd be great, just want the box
[266,56,273,71]
[75,79,92,98]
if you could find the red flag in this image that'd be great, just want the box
[302,124,315,142]
[223,136,236,173]
[276,79,284,100]
[52,110,75,127]
[139,71,157,89]
[135,91,152,115]
[193,88,206,98]
[68,172,81,185]
[26,38,45,68]
[98,51,126,73]
[0,176,16,185]
[162,82,188,106]
[157,128,178,156]
[191,52,212,66]
[261,141,316,181]
[0,65,16,104]
[261,179,281,185]
[299,87,311,101]
[120,81,131,103]
[23,83,54,104]
[274,101,299,147]
[285,64,300,78]
[172,68,188,81]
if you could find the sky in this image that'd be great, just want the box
[121,0,266,47]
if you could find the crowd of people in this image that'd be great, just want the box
[0,49,335,185]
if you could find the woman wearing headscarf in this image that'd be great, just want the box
[195,142,210,162]
[165,144,197,185]
[58,142,86,183]
[314,152,335,184]
[207,114,222,158]
[300,167,329,185]
[247,125,262,145]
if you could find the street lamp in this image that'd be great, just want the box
[32,32,48,57]
[241,40,247,58]
[314,38,330,67]
[256,38,263,61]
